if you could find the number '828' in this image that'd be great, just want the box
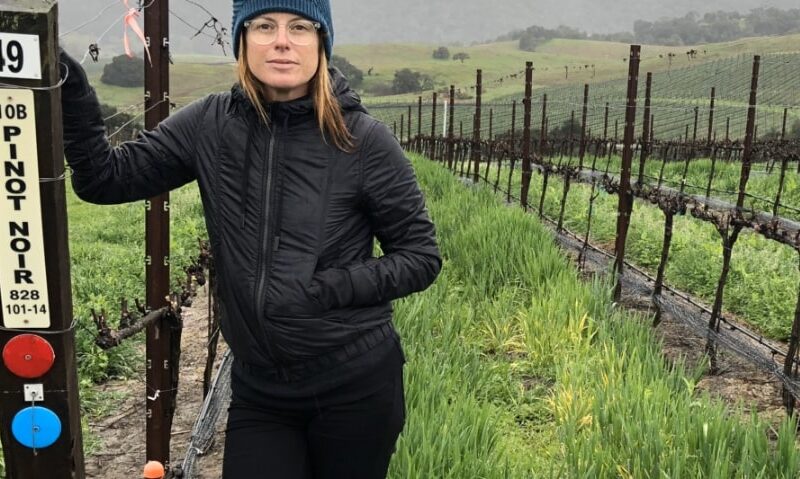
[8,290,39,301]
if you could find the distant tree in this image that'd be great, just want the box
[519,36,546,51]
[633,7,800,45]
[548,116,581,139]
[330,54,363,88]
[363,81,394,96]
[590,31,635,43]
[497,7,800,48]
[392,68,433,94]
[749,7,799,36]
[101,55,144,87]
[452,52,470,63]
[518,24,586,51]
[494,29,525,42]
[432,46,450,60]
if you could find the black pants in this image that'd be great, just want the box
[222,342,405,479]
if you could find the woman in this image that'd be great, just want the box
[60,0,441,477]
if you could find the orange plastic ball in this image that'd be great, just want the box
[142,461,164,479]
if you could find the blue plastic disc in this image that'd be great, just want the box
[11,406,61,449]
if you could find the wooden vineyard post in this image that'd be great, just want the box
[471,69,482,184]
[637,72,652,186]
[519,62,533,209]
[690,106,699,160]
[537,94,548,218]
[416,96,422,152]
[612,44,641,301]
[407,105,411,149]
[459,121,466,175]
[577,83,599,269]
[430,92,437,161]
[577,84,589,170]
[652,211,675,328]
[773,112,790,217]
[484,108,492,181]
[447,85,455,170]
[707,87,716,146]
[725,117,730,142]
[557,85,588,232]
[705,56,760,372]
[0,1,85,477]
[736,56,761,209]
[144,0,180,470]
[783,259,800,415]
[781,107,788,141]
[504,100,516,202]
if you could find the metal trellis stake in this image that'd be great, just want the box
[519,62,533,209]
[430,92,437,161]
[144,0,180,469]
[447,85,455,170]
[471,69,482,184]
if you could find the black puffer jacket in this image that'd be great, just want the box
[61,59,441,375]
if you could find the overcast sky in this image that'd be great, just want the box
[58,0,800,55]
[331,0,800,42]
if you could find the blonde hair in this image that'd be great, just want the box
[237,33,354,152]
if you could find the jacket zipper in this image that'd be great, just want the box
[253,126,288,379]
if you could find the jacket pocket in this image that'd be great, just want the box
[265,251,323,318]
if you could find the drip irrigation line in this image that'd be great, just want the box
[178,349,232,479]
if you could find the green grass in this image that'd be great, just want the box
[390,154,800,477]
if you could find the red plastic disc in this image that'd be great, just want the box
[2,334,55,379]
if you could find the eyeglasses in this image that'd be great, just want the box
[243,19,321,46]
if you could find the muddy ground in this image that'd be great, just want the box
[85,285,226,479]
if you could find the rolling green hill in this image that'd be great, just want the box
[349,34,800,141]
[340,33,800,102]
[88,33,800,135]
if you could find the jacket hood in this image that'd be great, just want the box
[230,66,367,119]
[232,66,367,234]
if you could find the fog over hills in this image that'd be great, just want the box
[58,0,799,56]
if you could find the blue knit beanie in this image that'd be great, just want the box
[232,0,333,60]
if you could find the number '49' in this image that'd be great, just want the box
[0,40,24,74]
